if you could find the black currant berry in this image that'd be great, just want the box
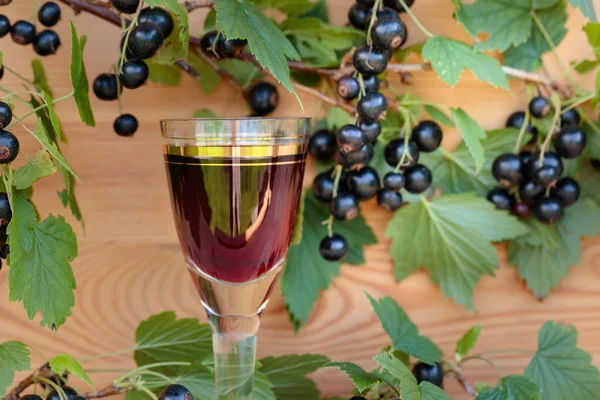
[309,129,336,161]
[127,23,163,60]
[376,7,401,21]
[46,387,78,400]
[553,177,579,207]
[412,362,443,388]
[384,138,420,169]
[560,108,581,129]
[158,384,192,400]
[534,196,564,225]
[0,101,12,129]
[93,73,119,101]
[0,130,19,164]
[357,119,381,143]
[347,166,380,201]
[506,111,537,134]
[339,144,373,169]
[21,395,42,400]
[0,225,6,244]
[487,187,514,210]
[411,120,442,152]
[528,96,551,118]
[383,171,405,191]
[110,0,139,14]
[492,153,523,187]
[330,193,359,221]
[320,234,348,262]
[114,114,138,137]
[336,124,365,154]
[0,15,9,38]
[138,7,174,38]
[371,16,406,50]
[248,82,279,116]
[533,165,558,187]
[513,202,532,218]
[10,20,35,45]
[337,76,360,101]
[200,31,220,57]
[312,172,335,203]
[348,4,372,30]
[527,152,563,179]
[404,164,432,194]
[38,2,61,27]
[0,243,9,259]
[554,126,586,159]
[353,45,388,75]
[362,74,379,93]
[217,37,247,58]
[519,180,544,202]
[377,189,403,211]
[119,59,149,89]
[33,29,61,56]
[0,192,11,223]
[519,151,532,171]
[357,92,388,121]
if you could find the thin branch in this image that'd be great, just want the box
[4,363,56,400]
[451,370,478,397]
[79,383,131,399]
[294,83,356,114]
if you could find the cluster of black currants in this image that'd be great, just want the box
[20,381,193,400]
[199,30,280,117]
[0,1,62,58]
[0,100,19,271]
[488,96,586,225]
[93,1,175,136]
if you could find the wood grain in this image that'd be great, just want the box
[0,1,599,399]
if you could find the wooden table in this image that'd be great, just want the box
[1,1,599,399]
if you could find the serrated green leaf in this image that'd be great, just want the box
[58,172,84,224]
[31,59,53,97]
[420,381,451,400]
[422,36,508,89]
[259,354,327,400]
[0,341,30,396]
[476,375,541,400]
[144,1,189,63]
[525,321,600,400]
[218,59,264,88]
[424,105,455,127]
[254,0,313,15]
[134,311,213,368]
[281,190,377,330]
[5,189,37,267]
[44,93,67,143]
[451,107,486,173]
[569,0,597,22]
[254,370,276,400]
[571,59,598,74]
[8,214,77,329]
[13,150,57,190]
[186,50,221,94]
[296,0,329,22]
[216,0,300,101]
[148,62,181,86]
[386,193,528,309]
[30,118,78,181]
[50,354,93,388]
[368,294,443,364]
[175,363,215,400]
[583,23,600,58]
[456,325,482,359]
[69,23,95,127]
[373,352,419,400]
[326,362,381,393]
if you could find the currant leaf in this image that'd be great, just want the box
[69,22,95,127]
[0,341,30,396]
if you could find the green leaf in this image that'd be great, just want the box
[583,23,600,59]
[420,381,451,400]
[394,42,424,62]
[192,109,218,119]
[50,354,93,388]
[254,0,313,16]
[525,321,600,400]
[69,22,95,127]
[326,106,353,130]
[571,59,598,74]
[31,59,53,97]
[451,107,486,173]
[422,36,509,89]
[148,62,181,86]
[424,105,455,127]
[386,193,528,309]
[281,190,377,330]
[44,93,67,143]
[569,0,597,22]
[175,363,215,400]
[13,150,57,190]
[0,341,30,396]
[296,0,329,22]
[134,311,213,368]
[186,50,221,94]
[145,2,189,63]
[254,370,276,400]
[373,352,419,400]
[460,1,533,52]
[58,172,84,224]
[425,128,527,196]
[456,325,482,360]
[368,294,443,364]
[8,214,77,329]
[5,189,37,267]
[216,0,300,100]
[326,362,381,393]
[259,354,328,400]
[218,59,264,88]
[31,118,78,181]
[476,375,541,400]
[508,200,600,298]
[504,3,568,71]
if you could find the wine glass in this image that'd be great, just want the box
[161,117,311,399]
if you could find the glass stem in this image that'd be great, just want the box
[207,311,261,400]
